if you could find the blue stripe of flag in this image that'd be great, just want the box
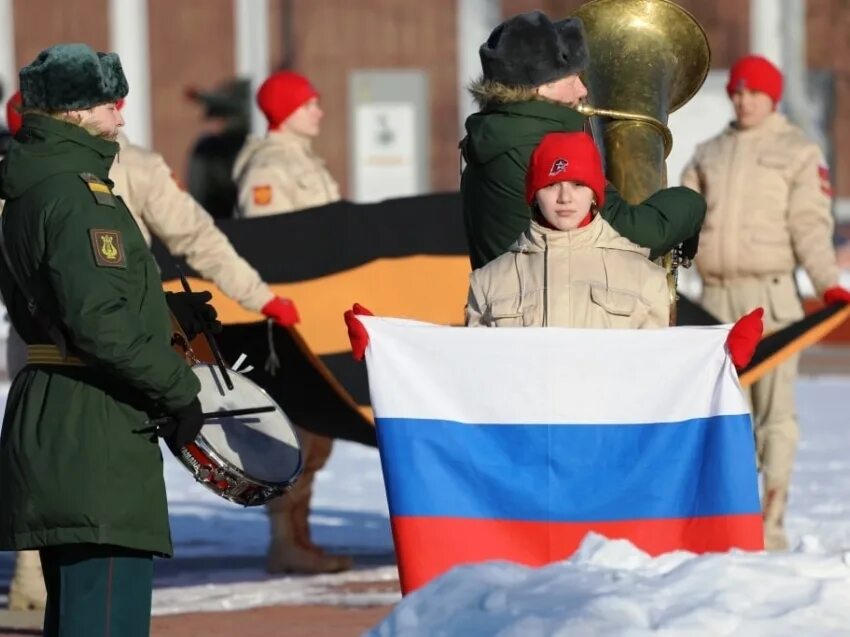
[376,414,760,522]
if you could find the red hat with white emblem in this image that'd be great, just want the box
[726,55,783,104]
[526,131,606,207]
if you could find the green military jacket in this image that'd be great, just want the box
[0,115,200,556]
[461,98,706,269]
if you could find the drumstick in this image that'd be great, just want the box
[149,405,277,427]
[176,265,234,391]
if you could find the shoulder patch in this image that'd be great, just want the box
[252,185,272,206]
[79,172,116,207]
[818,165,833,197]
[89,229,127,268]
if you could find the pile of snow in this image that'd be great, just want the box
[369,533,850,636]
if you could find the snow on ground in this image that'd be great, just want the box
[368,534,850,637]
[369,376,850,636]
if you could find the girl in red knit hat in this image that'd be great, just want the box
[465,131,672,329]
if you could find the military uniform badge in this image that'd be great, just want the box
[79,172,116,207]
[253,185,272,206]
[89,229,126,268]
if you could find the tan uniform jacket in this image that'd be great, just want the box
[111,133,273,311]
[681,113,838,295]
[466,216,669,329]
[232,130,340,217]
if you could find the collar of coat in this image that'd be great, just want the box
[468,77,584,119]
[511,214,650,257]
[724,111,791,138]
[23,113,119,166]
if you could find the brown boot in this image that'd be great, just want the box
[763,487,789,551]
[266,505,354,574]
[265,429,353,574]
[7,551,46,610]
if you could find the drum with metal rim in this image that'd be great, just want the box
[176,363,302,506]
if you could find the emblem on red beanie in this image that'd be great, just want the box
[549,158,568,176]
[526,132,606,207]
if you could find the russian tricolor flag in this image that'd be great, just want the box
[360,318,764,594]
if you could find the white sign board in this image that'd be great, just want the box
[354,102,418,203]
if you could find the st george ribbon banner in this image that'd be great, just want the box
[359,317,764,593]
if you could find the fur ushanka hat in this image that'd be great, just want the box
[19,43,129,112]
[479,11,589,88]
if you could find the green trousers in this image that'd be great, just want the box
[39,544,154,637]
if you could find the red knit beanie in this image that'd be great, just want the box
[256,71,318,130]
[6,91,22,135]
[726,55,783,104]
[526,132,605,207]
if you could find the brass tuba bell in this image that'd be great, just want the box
[571,0,711,323]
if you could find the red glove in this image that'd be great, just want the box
[343,303,373,361]
[261,296,300,327]
[726,307,764,370]
[823,286,850,305]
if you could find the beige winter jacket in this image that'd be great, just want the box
[232,129,340,217]
[466,215,670,329]
[111,133,273,311]
[681,112,838,295]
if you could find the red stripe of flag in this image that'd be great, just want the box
[391,514,764,593]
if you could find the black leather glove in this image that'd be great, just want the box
[158,398,204,455]
[680,231,701,262]
[166,291,222,341]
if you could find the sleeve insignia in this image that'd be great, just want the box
[79,172,116,207]
[252,185,272,206]
[89,229,127,268]
[818,165,833,197]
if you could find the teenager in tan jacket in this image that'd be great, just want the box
[233,71,340,217]
[233,72,349,573]
[466,132,680,330]
[681,55,850,550]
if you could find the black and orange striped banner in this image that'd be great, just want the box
[156,194,848,444]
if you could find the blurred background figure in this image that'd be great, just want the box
[231,69,349,574]
[681,55,850,551]
[233,71,340,217]
[186,79,251,219]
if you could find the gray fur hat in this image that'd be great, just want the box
[479,11,589,88]
[20,43,129,112]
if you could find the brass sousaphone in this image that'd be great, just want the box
[571,0,711,324]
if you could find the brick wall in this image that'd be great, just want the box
[270,0,460,195]
[148,0,236,181]
[12,0,109,72]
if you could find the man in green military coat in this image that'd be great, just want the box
[0,44,215,636]
[462,11,706,269]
